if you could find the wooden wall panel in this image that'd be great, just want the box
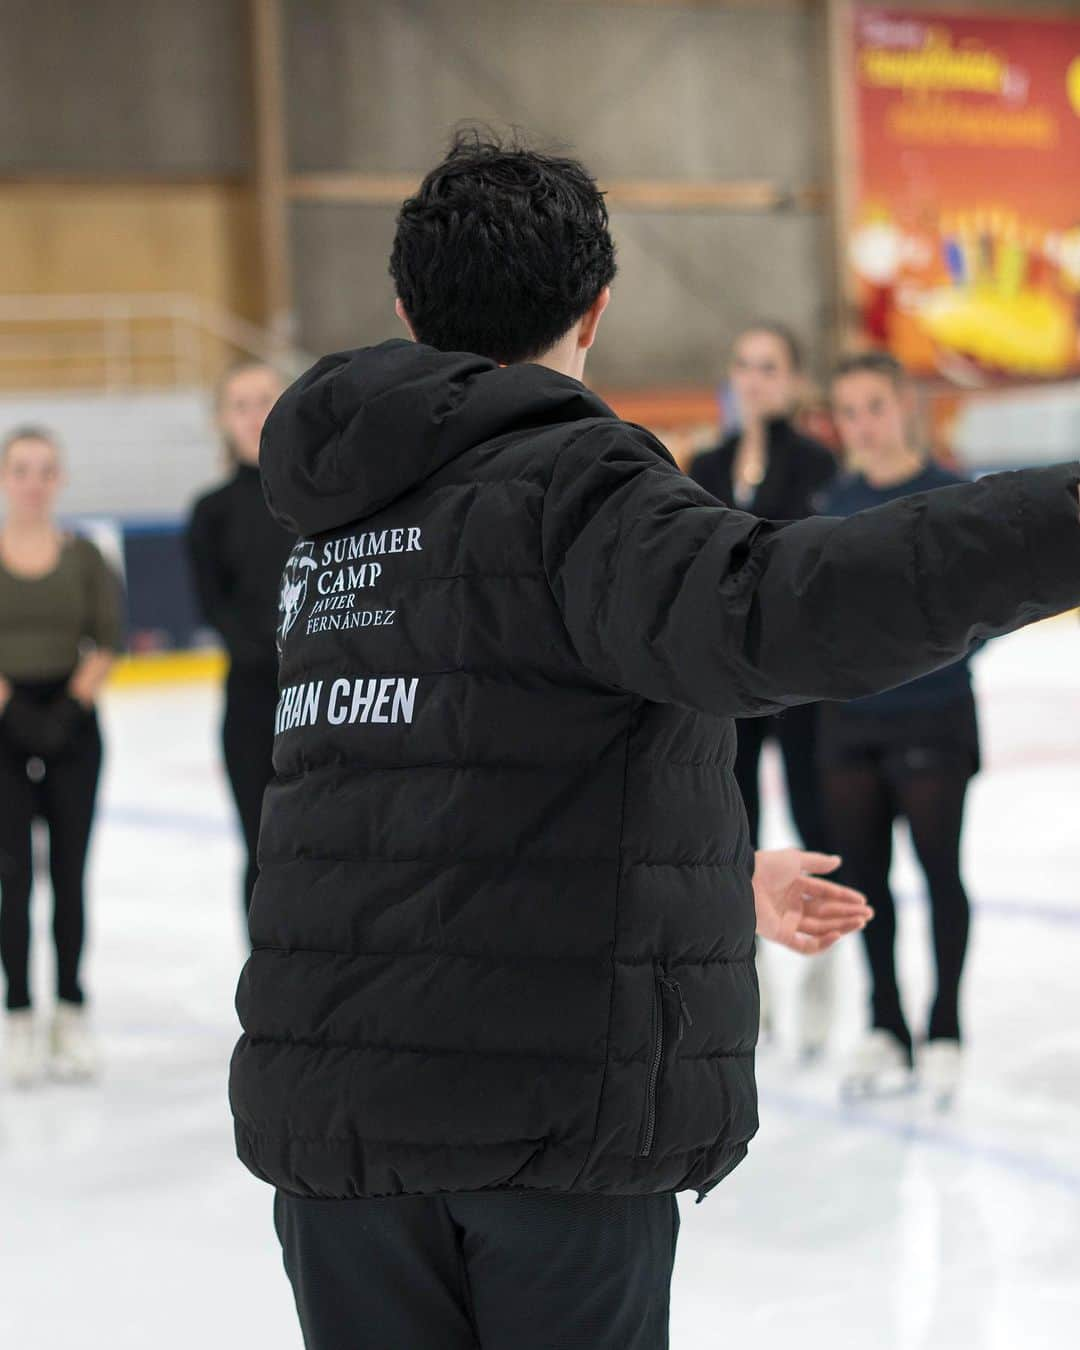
[0,183,260,313]
[0,183,263,388]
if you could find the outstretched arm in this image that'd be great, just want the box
[542,422,1080,716]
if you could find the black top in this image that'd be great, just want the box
[688,418,836,519]
[824,464,977,715]
[187,463,294,673]
[229,338,1080,1205]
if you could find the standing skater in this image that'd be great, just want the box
[0,427,121,1086]
[229,133,1080,1350]
[187,361,292,920]
[690,323,837,1056]
[823,352,984,1106]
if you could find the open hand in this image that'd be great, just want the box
[753,849,873,955]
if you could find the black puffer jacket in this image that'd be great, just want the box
[230,340,1080,1200]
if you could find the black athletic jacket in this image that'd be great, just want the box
[230,340,1080,1200]
[689,417,836,518]
[187,464,295,673]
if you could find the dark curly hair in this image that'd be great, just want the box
[390,129,617,365]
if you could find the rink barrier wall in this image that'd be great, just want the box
[110,650,227,687]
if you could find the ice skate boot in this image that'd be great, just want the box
[841,1029,913,1101]
[4,1009,42,1088]
[48,1002,100,1083]
[918,1039,962,1110]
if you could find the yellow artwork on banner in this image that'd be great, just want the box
[851,8,1080,384]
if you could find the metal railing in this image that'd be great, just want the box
[0,293,312,392]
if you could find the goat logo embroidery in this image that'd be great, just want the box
[278,542,318,651]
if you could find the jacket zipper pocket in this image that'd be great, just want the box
[639,964,693,1158]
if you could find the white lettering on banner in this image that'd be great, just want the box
[275,677,420,734]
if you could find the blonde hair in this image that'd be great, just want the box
[216,360,284,465]
[215,358,283,409]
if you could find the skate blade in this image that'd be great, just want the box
[926,1084,958,1112]
[841,1071,915,1103]
[48,1060,98,1084]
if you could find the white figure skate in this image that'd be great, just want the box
[841,1029,914,1101]
[918,1039,963,1110]
[4,1009,43,1088]
[48,1003,101,1083]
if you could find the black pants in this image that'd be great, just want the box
[222,665,278,915]
[0,698,102,1012]
[275,1189,680,1350]
[819,700,977,1048]
[735,703,827,850]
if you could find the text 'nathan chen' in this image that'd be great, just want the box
[275,524,424,734]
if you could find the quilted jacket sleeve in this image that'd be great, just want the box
[541,421,1080,717]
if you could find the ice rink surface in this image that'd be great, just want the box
[2,619,1077,1349]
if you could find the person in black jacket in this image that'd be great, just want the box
[187,362,293,918]
[690,324,837,1056]
[822,351,985,1108]
[229,133,1080,1350]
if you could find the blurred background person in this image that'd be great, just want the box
[689,322,838,1058]
[187,362,292,922]
[824,351,981,1107]
[0,426,121,1086]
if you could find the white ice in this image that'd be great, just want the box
[2,619,1078,1349]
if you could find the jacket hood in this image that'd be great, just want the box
[260,339,617,536]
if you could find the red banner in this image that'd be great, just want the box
[850,6,1080,383]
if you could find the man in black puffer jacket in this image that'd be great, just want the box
[230,132,1080,1349]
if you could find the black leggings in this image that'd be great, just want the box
[735,703,827,851]
[222,665,278,915]
[0,704,102,1012]
[822,757,971,1047]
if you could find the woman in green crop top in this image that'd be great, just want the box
[0,425,122,1087]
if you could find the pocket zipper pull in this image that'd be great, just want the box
[660,974,694,1045]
